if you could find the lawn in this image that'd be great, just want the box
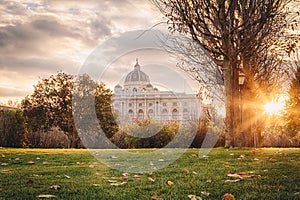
[0,148,299,200]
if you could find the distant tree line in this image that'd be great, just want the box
[1,71,299,148]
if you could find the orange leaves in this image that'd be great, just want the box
[184,168,190,174]
[166,180,174,186]
[222,193,235,200]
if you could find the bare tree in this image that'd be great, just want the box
[151,0,291,147]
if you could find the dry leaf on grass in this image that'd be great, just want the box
[184,168,189,174]
[1,170,10,173]
[151,196,163,200]
[88,164,95,168]
[158,159,165,162]
[92,184,101,187]
[166,180,174,186]
[222,193,235,200]
[108,180,118,183]
[148,177,155,182]
[15,158,20,161]
[188,194,202,200]
[64,175,71,179]
[27,161,35,165]
[133,175,141,179]
[122,172,130,177]
[37,194,57,198]
[201,191,210,196]
[110,182,127,186]
[0,163,8,166]
[1,154,5,158]
[224,179,241,183]
[49,185,61,190]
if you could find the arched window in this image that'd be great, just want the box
[138,109,144,120]
[162,108,168,120]
[133,88,137,92]
[148,109,154,118]
[128,109,134,120]
[172,108,178,120]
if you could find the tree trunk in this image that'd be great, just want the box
[224,61,235,148]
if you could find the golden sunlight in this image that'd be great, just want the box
[263,96,288,115]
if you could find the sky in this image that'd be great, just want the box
[0,0,181,105]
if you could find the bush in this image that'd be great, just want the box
[0,109,27,147]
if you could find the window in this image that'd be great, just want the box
[128,109,134,120]
[133,88,137,92]
[139,103,143,107]
[172,109,178,120]
[148,109,154,118]
[129,103,132,107]
[163,103,167,106]
[149,103,153,107]
[138,109,144,120]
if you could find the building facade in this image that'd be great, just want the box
[112,60,201,124]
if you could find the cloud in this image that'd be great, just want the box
[0,0,163,102]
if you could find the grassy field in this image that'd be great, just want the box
[0,148,299,200]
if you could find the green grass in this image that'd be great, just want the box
[0,148,299,200]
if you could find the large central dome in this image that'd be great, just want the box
[124,59,150,84]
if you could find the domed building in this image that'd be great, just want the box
[112,59,201,123]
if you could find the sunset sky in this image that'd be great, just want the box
[0,0,171,105]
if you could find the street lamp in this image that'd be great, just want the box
[238,71,245,146]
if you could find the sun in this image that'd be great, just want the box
[263,96,288,115]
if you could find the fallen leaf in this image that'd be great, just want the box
[36,157,41,160]
[1,163,8,166]
[224,179,241,183]
[202,155,209,159]
[64,175,71,179]
[122,172,130,177]
[133,175,141,179]
[151,196,163,200]
[120,177,128,181]
[229,153,234,156]
[192,171,198,175]
[1,154,5,158]
[150,161,154,166]
[92,184,101,187]
[15,158,20,161]
[191,154,197,157]
[184,168,189,174]
[88,164,95,168]
[110,182,127,186]
[294,192,300,195]
[201,191,210,196]
[49,185,61,190]
[237,172,247,176]
[222,193,235,200]
[254,158,259,161]
[37,194,57,198]
[158,159,165,162]
[148,177,155,182]
[206,179,212,183]
[110,155,118,159]
[166,180,174,186]
[239,154,246,158]
[108,180,118,183]
[94,173,100,176]
[32,174,40,177]
[27,161,35,165]
[43,162,49,165]
[188,194,202,200]
[1,170,10,173]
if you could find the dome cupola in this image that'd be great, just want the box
[124,59,150,85]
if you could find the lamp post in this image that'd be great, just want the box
[238,71,245,146]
